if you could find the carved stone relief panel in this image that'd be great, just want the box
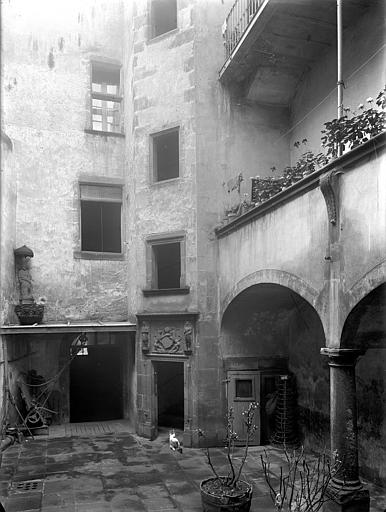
[139,315,196,356]
[154,326,181,353]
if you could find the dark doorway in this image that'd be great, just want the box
[155,361,184,430]
[70,345,122,422]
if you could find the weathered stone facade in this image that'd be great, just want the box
[1,1,385,505]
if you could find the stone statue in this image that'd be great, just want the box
[184,321,193,354]
[14,246,35,304]
[18,256,34,303]
[141,322,150,353]
[14,245,45,325]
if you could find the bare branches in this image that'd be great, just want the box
[261,447,342,512]
[197,402,258,493]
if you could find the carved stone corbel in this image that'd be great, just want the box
[319,168,344,224]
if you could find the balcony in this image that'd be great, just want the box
[219,0,375,105]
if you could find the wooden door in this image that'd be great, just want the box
[227,371,260,445]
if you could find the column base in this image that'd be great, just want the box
[324,489,369,512]
[183,429,193,448]
[137,421,157,440]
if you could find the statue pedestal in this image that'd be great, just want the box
[15,304,44,325]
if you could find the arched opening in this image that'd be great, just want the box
[341,283,386,487]
[221,283,328,449]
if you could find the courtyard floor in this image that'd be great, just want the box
[0,421,384,512]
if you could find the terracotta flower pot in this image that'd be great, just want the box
[200,477,252,512]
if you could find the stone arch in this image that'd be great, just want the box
[220,277,328,449]
[345,261,386,321]
[341,282,386,350]
[220,269,323,331]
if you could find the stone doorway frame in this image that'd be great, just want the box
[150,355,192,445]
[136,312,198,447]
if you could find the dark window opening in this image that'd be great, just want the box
[153,129,179,181]
[151,0,177,38]
[80,184,122,253]
[91,61,122,133]
[236,379,253,398]
[153,242,181,289]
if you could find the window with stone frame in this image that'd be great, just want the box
[91,61,122,133]
[152,127,180,182]
[151,0,177,38]
[153,241,181,288]
[144,233,189,294]
[80,183,122,254]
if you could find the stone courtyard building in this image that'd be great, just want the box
[1,0,385,510]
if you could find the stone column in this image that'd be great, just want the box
[321,348,369,512]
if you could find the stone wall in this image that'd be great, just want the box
[192,0,291,439]
[126,0,200,439]
[125,0,198,315]
[0,135,18,324]
[2,0,128,323]
[0,133,18,424]
[287,303,329,451]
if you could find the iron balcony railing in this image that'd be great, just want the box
[223,0,265,58]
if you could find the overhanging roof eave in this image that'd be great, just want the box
[0,321,137,335]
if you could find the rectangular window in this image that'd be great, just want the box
[153,241,181,289]
[236,379,253,398]
[80,184,122,253]
[144,233,189,295]
[91,62,122,133]
[151,0,177,38]
[152,128,179,182]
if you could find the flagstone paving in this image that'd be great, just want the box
[0,427,384,511]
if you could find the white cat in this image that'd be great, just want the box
[169,430,182,453]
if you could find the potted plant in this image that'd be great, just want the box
[251,87,386,207]
[198,402,258,512]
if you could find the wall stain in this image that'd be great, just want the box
[48,48,55,69]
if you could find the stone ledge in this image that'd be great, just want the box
[73,251,125,261]
[84,129,125,138]
[142,287,190,297]
[215,132,386,239]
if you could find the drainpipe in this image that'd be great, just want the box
[2,336,9,429]
[337,0,344,155]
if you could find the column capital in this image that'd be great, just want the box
[320,348,365,366]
